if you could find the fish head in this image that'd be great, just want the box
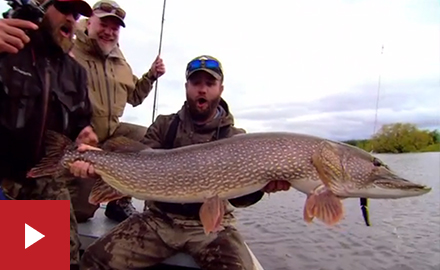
[315,141,432,199]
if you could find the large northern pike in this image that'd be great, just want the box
[27,130,431,234]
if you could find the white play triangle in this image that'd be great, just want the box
[25,223,45,249]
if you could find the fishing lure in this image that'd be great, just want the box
[360,197,371,226]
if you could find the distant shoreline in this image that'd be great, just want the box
[341,123,439,154]
[341,140,440,154]
[373,151,440,155]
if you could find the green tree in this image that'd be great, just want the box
[429,129,440,143]
[370,123,434,153]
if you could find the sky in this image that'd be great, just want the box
[1,0,438,141]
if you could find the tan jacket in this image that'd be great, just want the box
[71,19,156,142]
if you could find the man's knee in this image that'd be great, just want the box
[114,122,147,141]
[194,226,254,270]
[68,177,99,222]
[81,212,176,270]
[80,238,111,270]
[70,201,81,265]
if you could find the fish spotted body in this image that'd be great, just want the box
[27,130,432,234]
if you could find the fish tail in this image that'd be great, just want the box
[101,136,149,153]
[88,178,127,205]
[26,130,74,179]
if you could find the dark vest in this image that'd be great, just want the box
[153,115,230,217]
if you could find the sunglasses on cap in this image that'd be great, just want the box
[186,59,223,76]
[94,1,126,19]
[53,1,80,20]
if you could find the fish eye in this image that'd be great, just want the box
[372,158,382,167]
[372,158,390,170]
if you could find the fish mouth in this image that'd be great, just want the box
[348,175,432,199]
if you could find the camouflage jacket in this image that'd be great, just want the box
[0,30,92,181]
[141,98,264,218]
[71,19,156,142]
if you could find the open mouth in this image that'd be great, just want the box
[59,25,72,38]
[196,97,208,105]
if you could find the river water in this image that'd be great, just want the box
[233,152,440,270]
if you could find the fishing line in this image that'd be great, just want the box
[151,0,167,123]
[372,44,384,136]
[360,44,385,227]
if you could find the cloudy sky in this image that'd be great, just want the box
[2,0,438,141]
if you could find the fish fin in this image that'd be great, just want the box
[26,130,74,179]
[88,177,127,205]
[311,141,347,194]
[303,184,344,226]
[199,195,225,235]
[101,136,149,153]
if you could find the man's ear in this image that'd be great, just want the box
[219,84,224,95]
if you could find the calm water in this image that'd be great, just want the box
[234,152,440,270]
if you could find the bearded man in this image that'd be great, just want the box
[75,55,291,270]
[68,0,166,223]
[0,1,98,269]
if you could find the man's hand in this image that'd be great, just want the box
[262,180,291,193]
[70,144,102,179]
[149,55,165,79]
[75,126,98,146]
[0,19,38,54]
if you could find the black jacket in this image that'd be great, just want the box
[0,30,92,180]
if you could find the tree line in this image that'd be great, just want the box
[342,123,440,153]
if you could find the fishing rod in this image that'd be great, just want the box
[372,44,385,136]
[360,44,385,227]
[151,0,167,123]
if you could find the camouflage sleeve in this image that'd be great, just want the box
[227,126,266,208]
[139,114,168,149]
[126,69,155,107]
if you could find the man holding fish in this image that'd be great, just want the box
[74,55,291,270]
[0,0,98,269]
[61,55,431,269]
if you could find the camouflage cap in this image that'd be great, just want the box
[92,0,126,27]
[185,55,224,81]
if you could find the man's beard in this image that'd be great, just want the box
[88,34,117,56]
[186,95,221,122]
[40,16,74,54]
[95,39,116,55]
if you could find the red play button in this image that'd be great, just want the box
[0,200,71,269]
[25,223,45,249]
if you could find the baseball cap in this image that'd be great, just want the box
[56,0,93,17]
[92,0,126,27]
[185,55,224,81]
